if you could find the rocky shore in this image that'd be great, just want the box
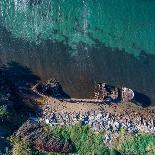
[30,99,155,145]
[31,80,155,145]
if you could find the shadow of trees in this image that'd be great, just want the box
[1,61,40,88]
[0,62,42,154]
[0,61,41,113]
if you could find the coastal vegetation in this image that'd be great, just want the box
[9,121,114,155]
[44,122,107,155]
[9,120,155,155]
[113,130,155,155]
[10,137,32,155]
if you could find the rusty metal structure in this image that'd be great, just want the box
[94,83,134,102]
[32,80,134,104]
[121,87,134,102]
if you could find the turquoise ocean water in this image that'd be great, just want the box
[0,0,155,105]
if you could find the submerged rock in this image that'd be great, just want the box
[35,79,70,99]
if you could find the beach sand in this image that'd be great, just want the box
[37,97,155,120]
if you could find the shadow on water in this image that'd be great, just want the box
[0,24,155,106]
[0,62,42,154]
[0,61,41,112]
[0,61,151,107]
[36,79,71,99]
[1,61,70,100]
[133,91,151,107]
[1,61,40,88]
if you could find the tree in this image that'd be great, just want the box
[10,136,32,155]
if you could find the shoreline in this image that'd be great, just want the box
[32,80,155,119]
[32,93,155,137]
[30,96,155,145]
[29,79,155,144]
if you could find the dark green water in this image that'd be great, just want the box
[0,0,155,105]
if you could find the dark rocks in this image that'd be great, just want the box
[35,79,70,99]
[29,0,42,6]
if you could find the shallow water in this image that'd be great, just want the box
[0,0,155,105]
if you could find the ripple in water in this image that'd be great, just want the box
[0,0,155,105]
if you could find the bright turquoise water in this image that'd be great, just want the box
[1,0,155,56]
[0,0,155,105]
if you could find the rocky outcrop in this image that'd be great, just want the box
[35,79,70,99]
[16,120,74,153]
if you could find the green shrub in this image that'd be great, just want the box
[9,121,155,155]
[10,136,33,155]
[43,122,106,155]
[116,133,155,155]
[0,104,9,121]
